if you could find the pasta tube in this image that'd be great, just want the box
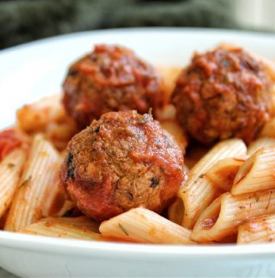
[232,146,275,195]
[19,217,103,241]
[179,139,247,229]
[160,120,187,154]
[100,207,195,244]
[157,66,182,102]
[5,134,60,231]
[167,198,184,225]
[205,157,245,191]
[0,149,26,218]
[237,214,275,244]
[260,118,275,138]
[247,137,275,155]
[16,93,64,133]
[192,189,275,242]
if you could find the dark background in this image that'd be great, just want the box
[0,0,246,49]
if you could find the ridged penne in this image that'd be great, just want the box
[179,139,247,229]
[237,214,275,244]
[19,217,103,241]
[192,189,275,242]
[0,149,26,218]
[41,160,64,217]
[16,94,63,133]
[260,118,275,138]
[55,200,76,217]
[4,134,60,231]
[205,157,245,191]
[16,93,77,150]
[247,137,275,155]
[157,66,182,102]
[232,146,275,195]
[167,198,184,225]
[99,207,195,244]
[160,120,188,154]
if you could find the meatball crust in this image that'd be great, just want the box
[60,111,185,221]
[63,44,164,128]
[172,47,274,144]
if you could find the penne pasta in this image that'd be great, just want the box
[260,118,275,138]
[232,146,275,195]
[16,94,64,133]
[155,104,176,121]
[157,66,182,102]
[237,214,275,244]
[55,200,76,217]
[205,157,245,192]
[160,120,188,154]
[192,189,275,242]
[42,176,64,217]
[4,134,60,231]
[179,139,247,229]
[0,149,26,218]
[47,216,99,232]
[247,137,275,155]
[19,217,103,241]
[167,198,184,225]
[16,93,77,150]
[99,207,195,244]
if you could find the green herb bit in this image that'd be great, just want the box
[140,113,152,124]
[20,176,32,187]
[7,163,15,169]
[118,223,129,236]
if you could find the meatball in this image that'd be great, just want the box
[60,110,185,221]
[63,44,164,129]
[172,47,274,144]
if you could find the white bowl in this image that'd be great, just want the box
[1,28,275,277]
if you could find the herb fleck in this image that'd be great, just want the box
[140,113,152,124]
[7,163,15,169]
[150,177,160,188]
[68,69,78,77]
[66,153,73,166]
[67,168,75,180]
[221,59,230,67]
[94,126,100,133]
[126,191,133,200]
[20,176,32,187]
[199,174,204,179]
[118,223,129,236]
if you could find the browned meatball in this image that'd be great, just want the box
[172,47,274,145]
[63,44,164,129]
[60,110,185,221]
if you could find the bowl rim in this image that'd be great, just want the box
[0,230,274,257]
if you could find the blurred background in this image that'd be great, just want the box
[0,0,275,50]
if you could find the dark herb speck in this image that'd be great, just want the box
[67,168,75,179]
[20,176,32,187]
[118,223,129,236]
[126,191,133,200]
[68,69,78,77]
[7,163,15,169]
[150,177,160,188]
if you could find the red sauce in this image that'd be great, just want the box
[0,129,22,161]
